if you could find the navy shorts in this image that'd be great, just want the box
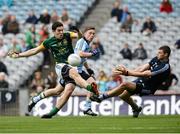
[131,79,153,96]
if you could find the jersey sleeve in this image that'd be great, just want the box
[39,43,46,49]
[69,31,77,38]
[42,38,50,49]
[151,63,170,76]
[75,39,87,51]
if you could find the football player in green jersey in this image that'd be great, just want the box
[8,21,99,118]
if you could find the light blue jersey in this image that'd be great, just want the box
[74,37,91,73]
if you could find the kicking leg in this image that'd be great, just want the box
[90,82,126,102]
[69,68,99,95]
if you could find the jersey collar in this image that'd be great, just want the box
[158,58,169,63]
[53,36,63,41]
[161,59,169,63]
[83,37,90,45]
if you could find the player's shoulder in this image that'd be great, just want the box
[148,57,157,66]
[62,32,72,41]
[42,37,57,47]
[152,56,158,61]
[63,32,71,37]
[77,38,87,45]
[150,57,158,62]
[44,36,56,43]
[77,38,84,42]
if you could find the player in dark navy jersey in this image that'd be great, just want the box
[90,45,171,118]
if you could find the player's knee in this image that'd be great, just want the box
[120,82,129,89]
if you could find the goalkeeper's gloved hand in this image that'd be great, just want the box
[87,68,94,76]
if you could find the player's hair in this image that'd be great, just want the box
[83,26,95,33]
[159,45,171,57]
[52,21,63,31]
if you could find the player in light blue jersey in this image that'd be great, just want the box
[74,26,100,116]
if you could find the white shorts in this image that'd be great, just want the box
[55,63,66,81]
[55,63,76,80]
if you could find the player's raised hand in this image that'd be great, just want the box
[8,50,19,58]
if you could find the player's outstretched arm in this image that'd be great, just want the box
[129,62,170,77]
[112,65,152,77]
[8,45,46,58]
[134,63,150,72]
[126,69,152,77]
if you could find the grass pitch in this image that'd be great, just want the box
[0,115,179,133]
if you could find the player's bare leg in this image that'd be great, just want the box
[28,84,64,112]
[119,82,142,117]
[41,83,75,118]
[120,90,142,117]
[119,82,139,109]
[55,84,75,109]
[42,84,64,97]
[120,90,139,110]
[69,68,99,95]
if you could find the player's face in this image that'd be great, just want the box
[84,29,95,42]
[157,49,167,60]
[54,26,64,39]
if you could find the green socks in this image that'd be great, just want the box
[86,85,93,92]
[48,107,59,117]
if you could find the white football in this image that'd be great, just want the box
[68,54,81,66]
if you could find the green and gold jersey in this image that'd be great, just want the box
[42,32,74,64]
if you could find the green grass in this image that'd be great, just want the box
[0,115,180,133]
